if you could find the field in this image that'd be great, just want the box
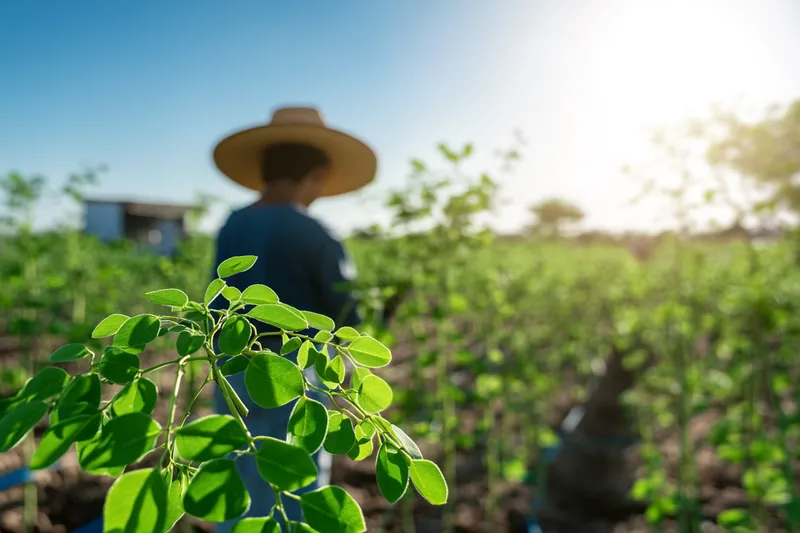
[1,216,798,533]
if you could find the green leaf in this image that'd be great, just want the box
[219,316,251,356]
[347,424,373,461]
[231,517,280,533]
[92,314,129,338]
[410,159,426,172]
[301,486,366,533]
[241,284,279,305]
[53,402,101,441]
[0,397,16,421]
[281,337,303,355]
[438,143,459,163]
[61,374,102,409]
[113,314,161,348]
[334,327,359,342]
[104,468,168,533]
[312,350,338,390]
[111,379,158,417]
[376,442,410,504]
[357,375,393,413]
[31,414,95,470]
[347,336,391,368]
[222,286,242,303]
[78,412,162,470]
[21,367,69,401]
[314,349,330,380]
[302,311,335,332]
[350,368,371,390]
[247,304,308,331]
[175,415,249,462]
[176,331,205,356]
[254,437,317,492]
[145,288,189,308]
[323,412,356,455]
[99,349,140,385]
[297,341,318,370]
[205,279,226,306]
[409,459,448,505]
[245,353,304,408]
[287,397,329,454]
[53,400,94,421]
[314,330,333,343]
[49,343,93,363]
[0,400,49,452]
[163,478,185,533]
[290,523,320,533]
[221,355,250,377]
[717,509,750,527]
[358,420,376,440]
[184,459,251,522]
[391,424,423,460]
[217,256,258,278]
[326,355,345,384]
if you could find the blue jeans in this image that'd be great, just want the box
[212,368,332,531]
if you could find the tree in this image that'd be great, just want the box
[706,100,800,215]
[529,198,585,237]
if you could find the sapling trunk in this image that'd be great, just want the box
[499,392,513,473]
[484,402,499,523]
[72,289,86,326]
[763,344,797,533]
[22,257,38,533]
[436,324,456,533]
[484,321,503,525]
[184,361,197,421]
[22,337,37,533]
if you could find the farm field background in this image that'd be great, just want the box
[1,210,798,532]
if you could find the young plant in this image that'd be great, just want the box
[0,256,448,533]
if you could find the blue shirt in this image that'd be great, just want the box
[211,203,361,335]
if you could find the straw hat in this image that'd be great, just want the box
[213,106,377,197]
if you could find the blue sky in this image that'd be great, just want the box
[2,0,800,235]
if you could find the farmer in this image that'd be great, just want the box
[209,106,390,530]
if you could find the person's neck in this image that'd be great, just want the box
[256,182,306,208]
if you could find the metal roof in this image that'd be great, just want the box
[85,198,194,220]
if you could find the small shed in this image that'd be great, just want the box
[84,199,192,256]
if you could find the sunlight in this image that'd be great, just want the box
[510,1,797,232]
[574,2,778,128]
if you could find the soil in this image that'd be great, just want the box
[0,335,797,533]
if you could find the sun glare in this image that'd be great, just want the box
[516,1,796,232]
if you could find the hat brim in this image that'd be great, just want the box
[213,124,377,197]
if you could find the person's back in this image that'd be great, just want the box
[213,203,359,333]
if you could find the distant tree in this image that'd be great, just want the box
[529,198,585,237]
[706,100,800,216]
[0,172,46,229]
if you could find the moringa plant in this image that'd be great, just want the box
[0,256,447,533]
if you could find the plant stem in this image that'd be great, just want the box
[180,372,212,426]
[141,355,208,375]
[22,257,38,533]
[163,356,189,466]
[271,485,291,526]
